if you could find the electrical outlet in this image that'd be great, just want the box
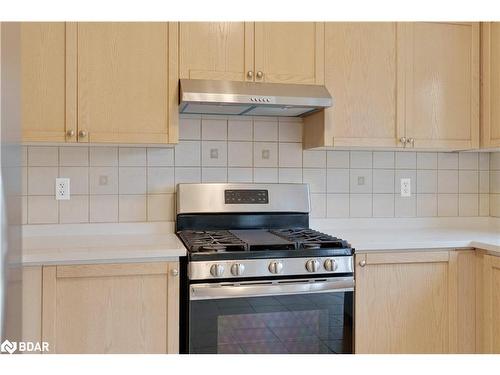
[400,178,411,197]
[55,178,70,200]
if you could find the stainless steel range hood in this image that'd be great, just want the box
[179,79,333,117]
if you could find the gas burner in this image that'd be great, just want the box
[178,230,247,253]
[270,228,348,250]
[303,243,321,249]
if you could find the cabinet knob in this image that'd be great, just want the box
[256,71,264,79]
[78,130,87,138]
[66,129,75,138]
[399,137,407,145]
[359,260,366,267]
[407,138,415,147]
[247,71,254,79]
[171,269,179,277]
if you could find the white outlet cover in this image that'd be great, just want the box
[55,178,70,200]
[400,178,411,197]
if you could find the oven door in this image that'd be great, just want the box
[188,276,354,354]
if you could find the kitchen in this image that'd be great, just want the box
[1,3,500,367]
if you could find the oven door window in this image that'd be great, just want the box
[189,291,353,354]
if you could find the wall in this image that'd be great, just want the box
[491,152,500,217]
[21,114,497,225]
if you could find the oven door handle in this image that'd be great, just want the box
[190,277,354,300]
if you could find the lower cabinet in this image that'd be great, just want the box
[355,250,476,353]
[40,262,179,354]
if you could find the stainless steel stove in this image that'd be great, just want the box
[176,183,354,354]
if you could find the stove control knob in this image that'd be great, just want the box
[210,264,225,277]
[305,259,320,273]
[230,263,245,276]
[268,261,283,274]
[324,258,338,272]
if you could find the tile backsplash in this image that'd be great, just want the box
[22,115,500,224]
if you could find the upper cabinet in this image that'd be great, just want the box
[77,22,178,144]
[400,22,479,150]
[481,22,500,148]
[21,23,72,142]
[254,22,324,84]
[179,22,253,81]
[179,22,324,85]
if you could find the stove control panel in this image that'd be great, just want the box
[224,189,269,204]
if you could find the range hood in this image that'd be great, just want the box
[179,79,333,117]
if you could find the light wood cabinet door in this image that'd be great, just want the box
[355,251,459,353]
[179,22,253,81]
[477,254,500,353]
[77,22,178,144]
[42,262,179,354]
[400,22,479,150]
[481,23,500,148]
[305,23,399,148]
[254,22,324,85]
[21,22,77,142]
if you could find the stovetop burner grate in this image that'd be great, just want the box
[270,228,347,249]
[178,230,247,253]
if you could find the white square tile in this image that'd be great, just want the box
[21,167,27,195]
[228,119,253,141]
[59,147,89,166]
[279,168,303,184]
[202,168,227,182]
[228,141,253,167]
[373,194,395,218]
[179,117,201,140]
[491,171,500,194]
[349,169,372,194]
[458,170,479,193]
[373,152,394,169]
[327,169,350,193]
[395,195,416,217]
[326,194,350,218]
[254,142,278,167]
[479,153,490,171]
[147,148,174,167]
[416,170,437,194]
[417,194,437,217]
[303,169,325,193]
[28,146,58,166]
[350,151,372,168]
[28,167,58,195]
[27,196,58,224]
[228,168,253,183]
[89,167,118,195]
[22,196,27,224]
[253,120,278,141]
[491,194,500,217]
[202,141,228,167]
[201,118,227,140]
[59,195,89,224]
[118,167,147,194]
[254,168,278,183]
[350,194,372,217]
[438,152,459,169]
[395,152,416,169]
[438,170,458,193]
[459,152,478,170]
[438,194,458,217]
[491,153,500,170]
[394,170,416,194]
[119,195,146,222]
[480,171,490,193]
[147,194,175,221]
[310,194,327,218]
[303,150,326,168]
[119,147,146,166]
[175,167,201,184]
[174,141,201,167]
[327,151,350,169]
[278,120,302,142]
[147,167,175,194]
[373,169,395,194]
[417,152,437,169]
[90,146,118,166]
[21,146,27,167]
[459,194,478,216]
[278,143,302,168]
[89,195,118,223]
[59,167,89,195]
[480,194,490,216]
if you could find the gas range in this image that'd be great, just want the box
[176,183,354,354]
